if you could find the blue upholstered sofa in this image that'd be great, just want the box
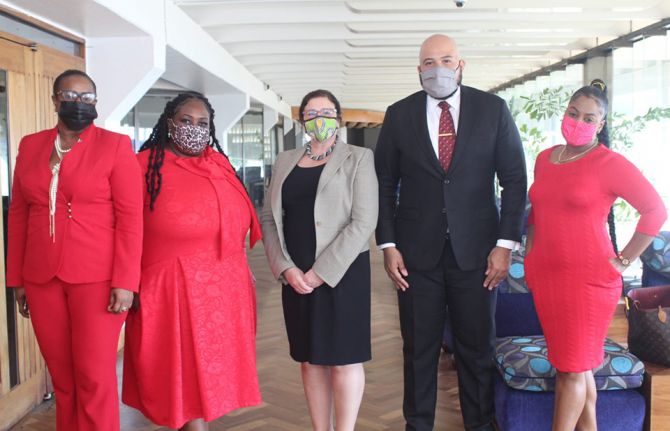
[641,231,670,287]
[491,250,646,431]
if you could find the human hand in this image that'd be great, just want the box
[383,247,409,291]
[484,246,511,290]
[15,287,29,318]
[304,269,324,289]
[608,257,626,274]
[283,267,314,295]
[107,288,134,314]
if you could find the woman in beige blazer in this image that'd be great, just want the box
[261,89,378,431]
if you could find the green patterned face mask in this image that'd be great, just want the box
[304,117,338,142]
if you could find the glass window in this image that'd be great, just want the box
[228,112,265,207]
[227,110,283,208]
[612,32,670,236]
[498,64,584,185]
[120,94,177,151]
[0,70,9,197]
[1,68,19,388]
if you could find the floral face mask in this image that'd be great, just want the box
[169,118,210,155]
[304,117,338,142]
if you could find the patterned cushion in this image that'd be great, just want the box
[641,231,670,274]
[499,252,529,294]
[495,336,644,391]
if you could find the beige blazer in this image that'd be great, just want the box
[261,140,378,287]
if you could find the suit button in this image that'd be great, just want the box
[68,215,73,219]
[67,202,72,206]
[442,208,447,214]
[443,179,451,185]
[67,209,72,213]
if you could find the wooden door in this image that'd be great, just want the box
[0,29,84,430]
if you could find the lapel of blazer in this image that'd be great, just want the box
[409,92,445,178]
[447,86,475,175]
[316,138,350,194]
[270,147,305,232]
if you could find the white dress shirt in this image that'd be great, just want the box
[379,87,519,252]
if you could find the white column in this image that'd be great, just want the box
[87,35,165,130]
[583,55,614,99]
[263,107,278,135]
[208,92,250,153]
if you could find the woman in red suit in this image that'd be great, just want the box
[6,69,143,430]
[122,92,262,431]
[525,80,667,431]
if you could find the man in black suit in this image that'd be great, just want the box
[375,34,527,431]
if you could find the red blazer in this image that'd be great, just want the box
[6,125,143,291]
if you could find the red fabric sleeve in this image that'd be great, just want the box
[6,139,29,287]
[605,153,667,236]
[110,136,144,291]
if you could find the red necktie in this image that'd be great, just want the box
[438,101,456,173]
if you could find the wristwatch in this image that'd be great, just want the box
[617,253,631,267]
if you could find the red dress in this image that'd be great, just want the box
[526,144,666,372]
[122,147,262,428]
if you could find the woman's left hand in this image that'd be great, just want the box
[304,269,324,289]
[107,288,134,314]
[608,257,626,274]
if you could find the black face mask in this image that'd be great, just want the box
[58,101,98,131]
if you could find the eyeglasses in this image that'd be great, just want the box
[303,108,338,120]
[55,90,97,104]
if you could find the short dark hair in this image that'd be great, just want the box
[53,69,97,95]
[298,89,342,122]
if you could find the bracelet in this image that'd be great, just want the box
[617,253,631,267]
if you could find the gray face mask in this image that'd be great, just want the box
[419,65,460,99]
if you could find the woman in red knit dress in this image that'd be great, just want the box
[122,92,262,431]
[525,80,667,431]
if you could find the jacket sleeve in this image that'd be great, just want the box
[261,153,296,281]
[312,149,379,287]
[494,100,527,242]
[6,139,29,287]
[110,136,144,291]
[374,105,401,245]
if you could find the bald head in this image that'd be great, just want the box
[418,34,463,72]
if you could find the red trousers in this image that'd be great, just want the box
[25,278,126,431]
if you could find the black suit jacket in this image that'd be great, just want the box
[375,86,527,272]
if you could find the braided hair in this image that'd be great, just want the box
[568,79,618,253]
[140,91,229,210]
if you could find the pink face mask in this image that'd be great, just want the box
[561,115,598,146]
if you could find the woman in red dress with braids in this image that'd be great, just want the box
[122,92,262,431]
[525,80,667,431]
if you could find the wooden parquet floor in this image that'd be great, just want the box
[10,244,628,431]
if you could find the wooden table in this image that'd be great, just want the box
[642,362,670,431]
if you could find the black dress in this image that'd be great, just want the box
[281,164,371,365]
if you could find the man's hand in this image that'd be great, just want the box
[283,267,314,295]
[484,246,512,290]
[108,288,134,314]
[383,247,409,291]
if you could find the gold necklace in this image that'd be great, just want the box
[557,142,598,164]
